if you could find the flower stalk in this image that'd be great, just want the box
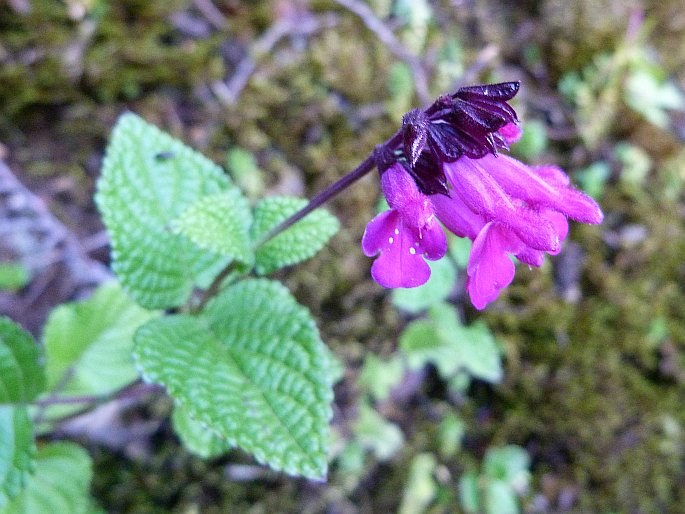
[206,81,604,311]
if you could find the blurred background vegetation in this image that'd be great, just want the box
[1,0,685,512]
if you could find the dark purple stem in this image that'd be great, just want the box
[195,131,402,311]
[256,130,403,246]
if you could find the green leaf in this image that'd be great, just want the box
[0,317,45,404]
[459,471,480,514]
[170,190,253,264]
[353,402,404,461]
[438,412,465,458]
[1,442,92,514]
[511,119,548,161]
[225,148,265,199]
[398,453,437,514]
[484,480,519,514]
[615,142,651,188]
[0,264,30,292]
[392,258,457,314]
[0,407,35,508]
[250,197,339,275]
[449,319,503,384]
[483,445,531,490]
[358,354,405,401]
[134,279,334,479]
[96,113,232,308]
[624,71,685,128]
[448,234,471,269]
[42,282,158,399]
[172,403,230,459]
[399,303,502,383]
[574,161,611,199]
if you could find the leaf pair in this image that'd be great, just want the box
[96,113,340,479]
[172,194,339,277]
[96,113,339,310]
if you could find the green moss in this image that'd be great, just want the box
[481,174,685,511]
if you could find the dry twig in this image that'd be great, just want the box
[332,0,431,105]
[0,160,111,331]
[211,12,339,106]
[192,0,229,31]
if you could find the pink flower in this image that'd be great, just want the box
[361,83,604,309]
[363,147,602,309]
[433,153,602,308]
[362,162,447,288]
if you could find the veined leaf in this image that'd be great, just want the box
[172,403,231,459]
[1,442,92,514]
[134,279,334,479]
[170,190,253,264]
[41,282,158,416]
[96,113,232,309]
[250,197,339,275]
[0,317,45,404]
[0,407,35,509]
[399,303,502,383]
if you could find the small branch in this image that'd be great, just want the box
[195,130,402,311]
[33,381,164,426]
[212,12,339,106]
[255,154,377,247]
[194,262,239,313]
[332,0,431,105]
[34,394,105,407]
[192,0,228,31]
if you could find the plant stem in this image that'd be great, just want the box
[33,394,105,406]
[257,130,403,247]
[195,130,402,310]
[256,157,374,246]
[193,262,239,313]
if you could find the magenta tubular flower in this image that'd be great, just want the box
[362,161,447,287]
[362,82,604,309]
[432,151,602,309]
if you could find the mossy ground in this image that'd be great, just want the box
[2,0,685,512]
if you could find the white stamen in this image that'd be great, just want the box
[394,228,400,235]
[409,247,416,255]
[388,237,394,244]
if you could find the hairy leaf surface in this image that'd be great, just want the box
[250,197,339,275]
[170,190,253,264]
[1,442,92,514]
[134,279,333,479]
[171,403,231,460]
[0,318,45,404]
[96,113,231,308]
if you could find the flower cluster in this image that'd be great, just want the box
[362,82,603,309]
